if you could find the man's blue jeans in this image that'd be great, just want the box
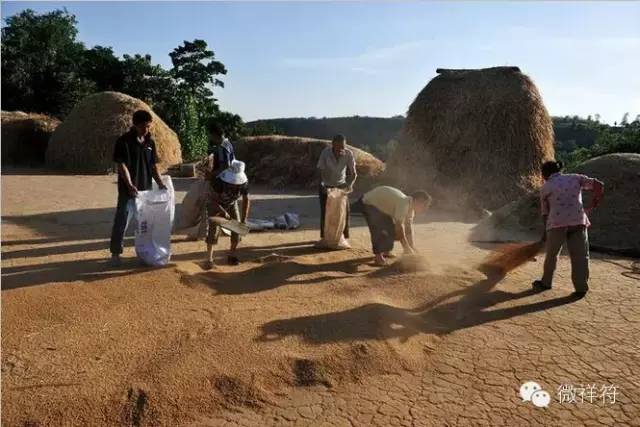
[110,194,134,256]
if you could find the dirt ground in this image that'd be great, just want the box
[2,171,639,426]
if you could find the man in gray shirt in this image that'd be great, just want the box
[317,134,357,241]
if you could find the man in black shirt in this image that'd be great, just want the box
[110,110,167,266]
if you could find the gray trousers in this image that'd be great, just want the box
[361,202,395,255]
[542,225,589,292]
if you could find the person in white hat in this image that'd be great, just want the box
[204,159,251,269]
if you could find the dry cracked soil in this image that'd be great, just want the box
[2,172,639,426]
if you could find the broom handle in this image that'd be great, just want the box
[209,199,231,219]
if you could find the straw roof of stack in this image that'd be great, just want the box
[231,135,385,189]
[470,153,640,256]
[387,66,555,211]
[1,111,60,165]
[47,92,181,173]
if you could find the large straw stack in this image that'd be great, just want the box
[47,92,181,173]
[387,67,555,211]
[1,111,60,165]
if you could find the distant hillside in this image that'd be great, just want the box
[552,116,599,152]
[246,115,615,160]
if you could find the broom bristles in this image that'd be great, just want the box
[478,241,544,276]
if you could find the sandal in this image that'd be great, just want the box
[203,260,215,270]
[227,255,240,266]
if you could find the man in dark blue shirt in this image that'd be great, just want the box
[190,120,236,241]
[109,110,166,266]
[207,120,235,176]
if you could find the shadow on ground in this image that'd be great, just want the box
[258,270,583,342]
[0,255,172,290]
[176,240,375,294]
[1,191,326,290]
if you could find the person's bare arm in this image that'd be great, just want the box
[405,217,416,251]
[395,222,414,254]
[208,192,230,219]
[240,194,250,223]
[345,154,357,190]
[152,164,167,190]
[117,163,137,196]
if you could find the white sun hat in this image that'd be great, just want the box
[219,160,248,185]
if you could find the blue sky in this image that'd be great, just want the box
[2,1,639,124]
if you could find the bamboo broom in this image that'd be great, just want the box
[478,240,545,276]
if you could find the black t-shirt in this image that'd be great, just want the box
[113,129,159,195]
[212,177,249,208]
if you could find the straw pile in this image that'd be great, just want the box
[471,153,640,256]
[1,111,60,165]
[231,135,385,189]
[387,67,555,211]
[47,92,182,173]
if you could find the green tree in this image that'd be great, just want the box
[213,111,245,140]
[1,9,94,116]
[118,53,179,127]
[247,121,280,136]
[1,8,248,157]
[81,46,124,92]
[169,39,227,101]
[120,54,176,106]
[175,91,208,161]
[168,39,230,155]
[621,112,630,125]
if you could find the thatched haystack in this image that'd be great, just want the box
[231,135,384,189]
[47,92,181,173]
[1,111,60,165]
[387,66,555,211]
[470,153,640,256]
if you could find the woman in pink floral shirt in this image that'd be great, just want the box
[533,161,605,297]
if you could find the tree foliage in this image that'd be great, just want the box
[1,9,94,116]
[169,39,226,101]
[81,46,124,92]
[175,91,208,161]
[213,111,245,140]
[557,117,640,169]
[1,8,247,160]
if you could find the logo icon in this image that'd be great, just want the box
[520,381,541,401]
[531,390,551,408]
[520,381,550,408]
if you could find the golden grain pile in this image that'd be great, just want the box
[1,111,60,165]
[231,135,385,189]
[387,67,555,211]
[470,153,640,256]
[47,92,182,173]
